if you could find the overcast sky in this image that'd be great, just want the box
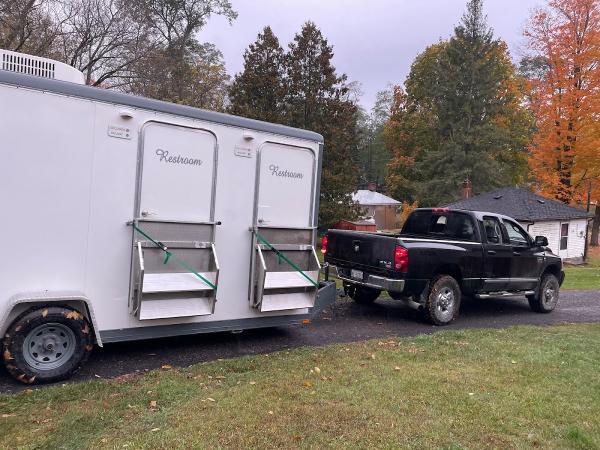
[199,0,542,111]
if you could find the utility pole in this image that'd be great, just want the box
[583,181,592,262]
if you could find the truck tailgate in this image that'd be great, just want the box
[325,230,401,276]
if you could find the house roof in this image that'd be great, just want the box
[353,190,401,206]
[446,187,591,222]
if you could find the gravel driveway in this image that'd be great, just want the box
[1,290,598,392]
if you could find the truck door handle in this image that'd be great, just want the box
[513,251,521,256]
[487,250,496,255]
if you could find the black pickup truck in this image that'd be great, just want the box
[323,208,564,325]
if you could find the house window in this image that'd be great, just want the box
[560,223,569,250]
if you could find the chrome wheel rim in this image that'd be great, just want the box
[542,280,559,308]
[435,287,455,322]
[23,323,76,371]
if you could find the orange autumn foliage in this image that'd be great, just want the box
[525,0,600,205]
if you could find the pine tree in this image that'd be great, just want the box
[385,0,532,206]
[284,22,361,227]
[228,26,286,122]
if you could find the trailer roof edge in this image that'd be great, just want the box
[0,71,324,143]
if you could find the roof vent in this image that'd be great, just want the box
[537,199,545,204]
[493,195,503,199]
[0,49,85,84]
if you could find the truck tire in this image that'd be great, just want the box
[527,273,560,313]
[347,285,381,304]
[424,275,461,326]
[2,305,94,384]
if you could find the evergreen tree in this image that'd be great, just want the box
[228,26,286,122]
[386,0,532,206]
[285,22,361,227]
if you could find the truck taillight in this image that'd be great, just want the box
[394,245,409,272]
[321,235,328,254]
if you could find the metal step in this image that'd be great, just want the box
[139,297,213,320]
[142,272,216,293]
[260,292,315,312]
[263,271,319,290]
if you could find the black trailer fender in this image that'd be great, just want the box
[0,291,102,347]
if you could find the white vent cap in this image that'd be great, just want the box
[0,49,85,85]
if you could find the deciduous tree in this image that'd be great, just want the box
[523,0,600,244]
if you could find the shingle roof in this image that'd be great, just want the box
[352,190,401,206]
[445,187,591,222]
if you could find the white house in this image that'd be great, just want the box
[352,189,402,230]
[447,187,591,262]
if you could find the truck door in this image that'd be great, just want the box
[481,216,512,291]
[130,122,219,320]
[501,219,539,291]
[250,142,321,312]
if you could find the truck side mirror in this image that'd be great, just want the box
[535,235,548,247]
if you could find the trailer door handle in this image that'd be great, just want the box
[487,250,496,255]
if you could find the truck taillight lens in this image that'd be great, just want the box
[394,245,408,272]
[321,235,328,254]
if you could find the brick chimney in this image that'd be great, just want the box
[461,178,472,199]
[367,181,377,192]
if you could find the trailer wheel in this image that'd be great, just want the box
[347,285,381,304]
[527,273,560,313]
[2,305,93,384]
[424,275,461,326]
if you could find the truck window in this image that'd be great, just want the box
[402,210,476,241]
[482,216,505,244]
[503,220,531,246]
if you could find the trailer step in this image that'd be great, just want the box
[142,272,216,293]
[264,271,320,290]
[260,292,315,312]
[139,297,213,320]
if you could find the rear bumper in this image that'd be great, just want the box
[336,267,405,293]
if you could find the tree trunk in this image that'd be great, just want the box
[591,206,600,247]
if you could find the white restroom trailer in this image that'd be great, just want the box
[0,50,335,383]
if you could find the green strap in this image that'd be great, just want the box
[132,224,217,291]
[255,232,319,288]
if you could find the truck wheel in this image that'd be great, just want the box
[2,305,94,384]
[527,273,560,313]
[347,285,381,304]
[424,275,461,326]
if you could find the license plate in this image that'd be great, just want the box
[351,269,363,280]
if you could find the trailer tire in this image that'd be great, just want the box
[423,275,461,326]
[2,305,94,384]
[347,285,381,304]
[527,273,560,313]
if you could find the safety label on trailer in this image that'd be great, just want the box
[108,125,132,140]
[234,146,252,158]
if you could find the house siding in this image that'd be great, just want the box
[524,219,587,260]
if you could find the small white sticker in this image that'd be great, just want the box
[234,146,252,158]
[108,125,132,140]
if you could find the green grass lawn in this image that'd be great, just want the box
[1,324,600,449]
[563,254,600,290]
